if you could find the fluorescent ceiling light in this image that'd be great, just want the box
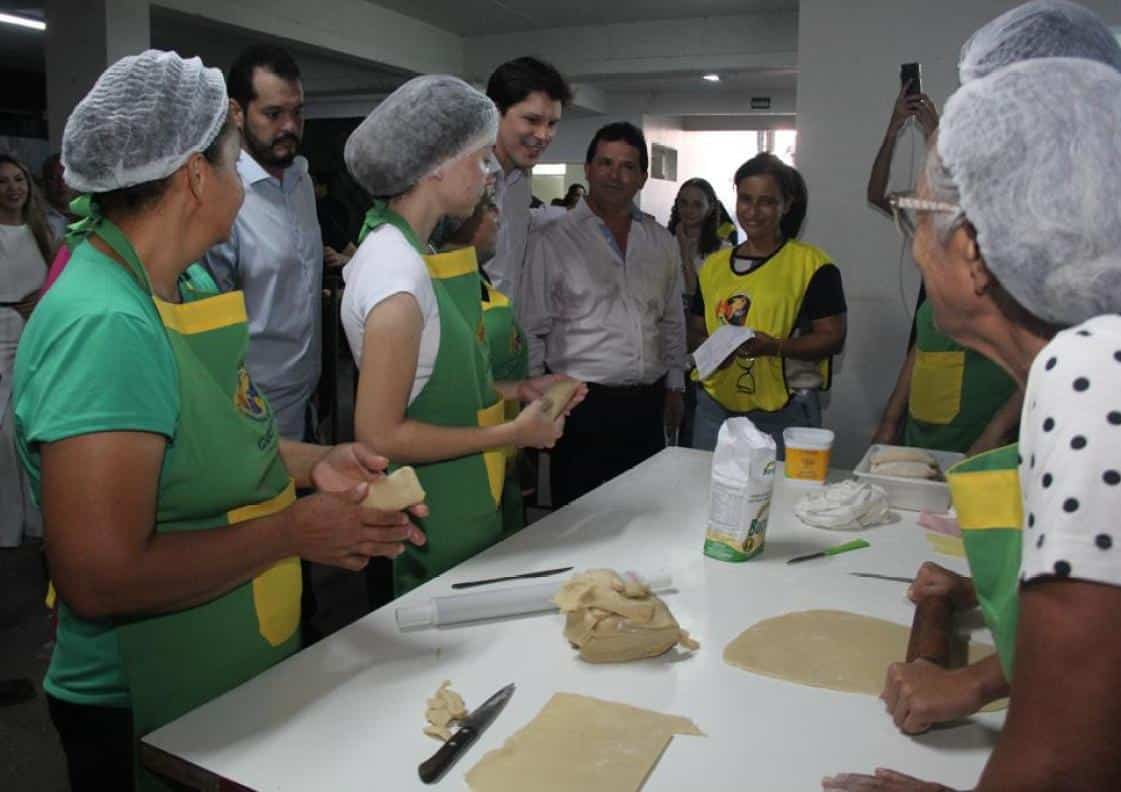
[533,164,566,176]
[0,12,46,31]
[703,74,721,83]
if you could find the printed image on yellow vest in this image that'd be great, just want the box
[715,292,756,393]
[716,292,752,328]
[234,365,270,421]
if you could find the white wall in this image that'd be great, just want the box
[796,0,1121,466]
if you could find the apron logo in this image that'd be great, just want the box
[235,366,269,421]
[715,293,757,394]
[716,293,751,327]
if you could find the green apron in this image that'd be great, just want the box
[482,282,529,536]
[90,220,301,791]
[360,204,505,595]
[905,301,1017,452]
[946,443,1023,677]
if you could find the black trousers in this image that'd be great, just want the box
[550,378,666,508]
[47,694,134,792]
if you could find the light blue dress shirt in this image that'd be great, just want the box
[202,151,323,440]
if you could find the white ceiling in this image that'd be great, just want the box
[365,0,798,36]
[590,68,798,96]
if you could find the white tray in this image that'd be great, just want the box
[853,444,965,513]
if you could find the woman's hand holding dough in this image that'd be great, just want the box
[512,398,564,449]
[286,482,427,571]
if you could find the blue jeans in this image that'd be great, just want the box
[692,387,822,459]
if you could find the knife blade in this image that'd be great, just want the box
[451,566,573,590]
[850,572,913,583]
[418,683,515,784]
[787,538,871,564]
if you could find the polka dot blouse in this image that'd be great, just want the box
[1020,315,1121,587]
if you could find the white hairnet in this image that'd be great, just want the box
[62,50,228,194]
[959,0,1121,83]
[345,75,498,197]
[936,57,1121,326]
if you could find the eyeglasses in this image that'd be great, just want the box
[888,191,962,239]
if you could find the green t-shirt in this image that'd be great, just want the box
[13,242,189,708]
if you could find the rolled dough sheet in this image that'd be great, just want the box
[723,609,1007,712]
[465,692,703,792]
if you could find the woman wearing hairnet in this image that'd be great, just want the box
[861,0,1121,748]
[12,51,426,791]
[341,76,584,596]
[824,57,1121,792]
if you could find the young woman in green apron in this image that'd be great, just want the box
[433,190,531,536]
[826,54,1121,792]
[12,51,426,792]
[340,76,583,596]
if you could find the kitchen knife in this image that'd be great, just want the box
[418,682,515,784]
[451,566,573,590]
[786,538,870,564]
[850,572,914,583]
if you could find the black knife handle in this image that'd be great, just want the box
[418,726,478,784]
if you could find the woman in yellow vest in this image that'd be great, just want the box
[340,76,583,596]
[824,57,1121,791]
[690,153,846,455]
[11,51,426,791]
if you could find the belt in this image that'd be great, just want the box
[586,375,667,393]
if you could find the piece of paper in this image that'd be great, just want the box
[692,324,755,380]
[465,693,703,792]
[723,609,1006,713]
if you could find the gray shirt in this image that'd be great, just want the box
[202,151,323,440]
[485,165,531,303]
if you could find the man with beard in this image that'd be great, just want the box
[203,44,323,443]
[484,57,571,308]
[522,122,687,507]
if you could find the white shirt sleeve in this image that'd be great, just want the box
[341,226,441,406]
[1019,314,1121,587]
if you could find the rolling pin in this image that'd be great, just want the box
[905,594,953,667]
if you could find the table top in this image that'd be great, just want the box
[145,448,1000,791]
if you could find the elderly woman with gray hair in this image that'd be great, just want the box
[823,52,1121,792]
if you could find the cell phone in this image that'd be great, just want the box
[900,62,922,96]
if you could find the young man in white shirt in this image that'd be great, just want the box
[484,57,571,304]
[523,122,688,507]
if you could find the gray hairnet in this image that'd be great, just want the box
[936,57,1121,326]
[62,50,228,193]
[959,0,1121,83]
[345,75,499,197]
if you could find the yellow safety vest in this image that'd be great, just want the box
[697,240,833,413]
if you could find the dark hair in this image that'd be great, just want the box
[228,44,302,111]
[0,153,53,261]
[585,122,648,173]
[733,152,807,239]
[41,152,62,180]
[486,56,572,114]
[716,200,738,245]
[668,178,722,256]
[96,118,237,219]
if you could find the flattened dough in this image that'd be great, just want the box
[465,693,703,792]
[724,609,1007,711]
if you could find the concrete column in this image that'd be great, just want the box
[45,0,150,149]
